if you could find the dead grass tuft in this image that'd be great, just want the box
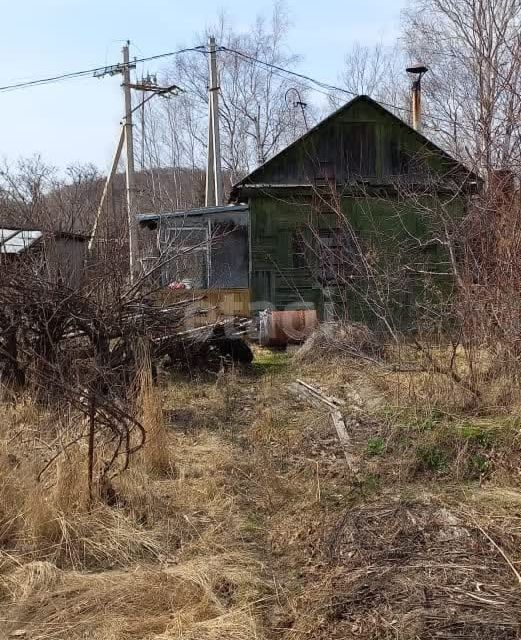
[0,443,24,545]
[2,554,265,640]
[295,321,381,364]
[53,443,89,512]
[321,498,521,640]
[19,491,164,570]
[277,495,521,640]
[6,561,63,602]
[153,611,260,640]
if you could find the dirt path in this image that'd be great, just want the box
[196,356,521,639]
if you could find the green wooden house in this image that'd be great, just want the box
[230,95,478,329]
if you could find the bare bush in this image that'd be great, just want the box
[0,247,204,499]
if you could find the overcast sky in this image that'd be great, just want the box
[1,0,405,171]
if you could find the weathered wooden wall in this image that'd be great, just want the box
[245,98,460,187]
[249,193,459,327]
[244,98,467,327]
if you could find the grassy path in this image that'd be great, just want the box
[1,350,521,638]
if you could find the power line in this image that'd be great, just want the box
[0,46,206,93]
[0,40,487,139]
[218,45,359,99]
[0,40,477,135]
[218,45,479,134]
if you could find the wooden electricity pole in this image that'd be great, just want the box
[205,36,223,207]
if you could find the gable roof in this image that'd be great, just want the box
[232,95,479,192]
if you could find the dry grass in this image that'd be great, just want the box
[0,444,25,546]
[294,322,381,364]
[5,561,63,602]
[0,369,268,640]
[2,338,521,640]
[137,350,173,476]
[2,554,264,639]
[244,348,521,639]
[357,410,521,486]
[152,613,261,640]
[284,495,521,640]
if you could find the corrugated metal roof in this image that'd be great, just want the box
[138,204,249,224]
[0,228,43,254]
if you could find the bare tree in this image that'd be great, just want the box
[336,42,409,118]
[142,2,313,187]
[402,0,521,174]
[0,157,104,233]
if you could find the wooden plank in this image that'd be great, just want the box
[295,378,345,409]
[330,409,359,473]
[293,379,359,474]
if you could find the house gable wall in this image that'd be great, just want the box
[242,99,463,188]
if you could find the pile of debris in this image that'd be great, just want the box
[0,263,253,396]
[0,264,253,493]
[158,319,253,373]
[295,321,382,363]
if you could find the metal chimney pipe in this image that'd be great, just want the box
[406,65,428,132]
[411,78,421,131]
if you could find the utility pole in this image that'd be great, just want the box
[122,42,139,283]
[205,36,223,207]
[91,55,181,261]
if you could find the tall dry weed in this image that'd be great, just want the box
[135,342,172,476]
[53,443,89,513]
[0,443,24,544]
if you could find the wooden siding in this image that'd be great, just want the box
[236,96,472,328]
[243,99,457,187]
[249,192,458,326]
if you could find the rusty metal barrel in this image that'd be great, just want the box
[259,309,318,347]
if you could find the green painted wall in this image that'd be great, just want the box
[241,97,470,329]
[249,193,461,328]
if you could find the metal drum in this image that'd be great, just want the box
[259,309,318,347]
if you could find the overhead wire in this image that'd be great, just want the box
[0,40,476,136]
[0,46,207,93]
[217,45,480,135]
[0,41,497,139]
